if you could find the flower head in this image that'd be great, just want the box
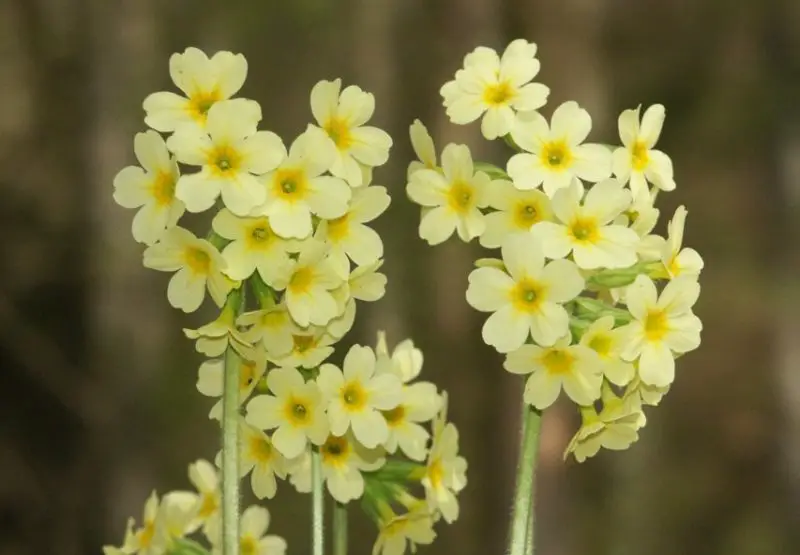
[209,505,287,555]
[504,335,603,409]
[144,47,250,132]
[245,367,329,458]
[508,101,612,196]
[143,226,231,312]
[373,503,437,555]
[188,460,221,541]
[317,344,403,448]
[113,131,184,245]
[167,99,285,215]
[422,406,467,523]
[440,39,550,139]
[319,432,385,503]
[310,79,392,187]
[479,179,552,249]
[612,104,676,199]
[252,127,351,239]
[196,352,267,420]
[533,178,639,269]
[406,144,490,245]
[466,232,584,352]
[662,205,704,279]
[239,421,288,500]
[578,315,635,386]
[407,120,438,179]
[619,275,702,387]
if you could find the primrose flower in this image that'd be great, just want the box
[252,127,351,239]
[373,503,437,555]
[504,335,603,409]
[211,209,295,285]
[196,353,267,420]
[612,104,676,199]
[208,505,287,555]
[272,240,343,328]
[422,408,467,523]
[480,179,552,248]
[532,178,639,269]
[466,232,584,352]
[142,226,231,312]
[440,39,550,140]
[319,433,385,503]
[167,99,285,215]
[315,184,391,277]
[239,422,287,500]
[406,144,490,245]
[113,130,184,245]
[143,47,250,132]
[188,460,221,541]
[661,205,704,279]
[619,275,702,387]
[121,491,160,554]
[238,303,296,359]
[507,101,612,196]
[579,316,635,386]
[245,367,329,458]
[310,79,392,187]
[317,344,403,448]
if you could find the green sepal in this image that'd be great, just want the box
[573,297,633,326]
[166,538,211,555]
[205,229,230,252]
[249,273,277,309]
[367,458,426,483]
[473,161,509,181]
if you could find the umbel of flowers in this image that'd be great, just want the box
[105,48,467,555]
[406,39,703,555]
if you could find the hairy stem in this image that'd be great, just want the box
[221,345,241,555]
[332,501,348,555]
[507,401,543,555]
[312,450,325,555]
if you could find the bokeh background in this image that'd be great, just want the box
[2,0,800,554]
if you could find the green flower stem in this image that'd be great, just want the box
[333,501,348,555]
[312,450,325,555]
[221,344,241,555]
[507,401,543,555]
[221,287,245,555]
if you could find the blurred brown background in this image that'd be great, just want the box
[2,0,800,554]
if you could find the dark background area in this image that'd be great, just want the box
[2,1,800,554]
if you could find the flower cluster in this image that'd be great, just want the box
[103,460,285,555]
[407,39,704,462]
[107,47,468,555]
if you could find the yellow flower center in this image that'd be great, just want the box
[138,521,155,547]
[321,435,351,466]
[511,278,545,314]
[150,171,176,206]
[292,333,317,353]
[239,360,256,390]
[427,458,444,489]
[245,220,275,250]
[382,405,406,427]
[261,309,287,328]
[198,493,218,519]
[540,140,573,170]
[482,81,514,106]
[184,247,211,274]
[207,144,242,176]
[248,433,274,464]
[241,536,258,555]
[588,334,613,357]
[667,254,681,277]
[324,116,354,150]
[289,266,314,295]
[188,88,222,123]
[341,381,367,410]
[273,168,309,201]
[326,213,351,242]
[447,181,475,214]
[541,348,574,375]
[512,201,542,229]
[631,141,649,171]
[284,396,312,426]
[568,217,600,244]
[644,309,668,341]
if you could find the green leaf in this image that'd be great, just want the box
[473,161,509,180]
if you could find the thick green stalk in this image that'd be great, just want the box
[332,501,348,555]
[221,345,241,555]
[312,450,325,555]
[507,401,543,555]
